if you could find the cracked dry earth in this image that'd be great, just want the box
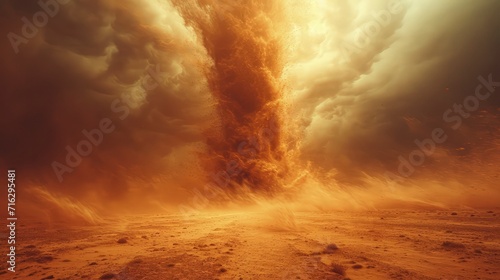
[2,209,499,280]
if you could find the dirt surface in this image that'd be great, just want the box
[3,209,499,280]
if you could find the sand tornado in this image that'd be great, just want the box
[174,0,294,194]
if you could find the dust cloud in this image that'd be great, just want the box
[0,0,498,223]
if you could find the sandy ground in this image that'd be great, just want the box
[2,209,499,280]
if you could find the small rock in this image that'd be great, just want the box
[130,258,143,264]
[219,268,227,273]
[442,241,465,249]
[89,262,98,266]
[352,264,363,269]
[331,264,345,276]
[323,243,339,254]
[451,212,458,216]
[99,273,115,279]
[36,255,54,263]
[117,238,127,244]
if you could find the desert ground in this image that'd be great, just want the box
[2,209,499,280]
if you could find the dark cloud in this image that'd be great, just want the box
[291,0,500,182]
[0,0,215,218]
